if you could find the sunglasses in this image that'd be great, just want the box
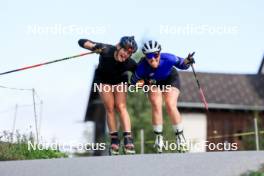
[146,52,160,60]
[124,47,133,55]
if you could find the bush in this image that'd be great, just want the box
[0,130,67,161]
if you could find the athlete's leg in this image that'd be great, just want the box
[148,86,164,152]
[98,83,117,133]
[163,87,182,126]
[113,83,131,132]
[148,86,163,128]
[99,84,121,155]
[163,86,187,152]
[114,83,135,154]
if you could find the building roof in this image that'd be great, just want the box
[258,56,264,74]
[178,71,264,111]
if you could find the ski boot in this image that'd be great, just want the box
[123,132,136,155]
[109,132,120,156]
[153,132,164,153]
[175,130,188,153]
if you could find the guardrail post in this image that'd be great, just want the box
[254,111,260,151]
[140,129,144,154]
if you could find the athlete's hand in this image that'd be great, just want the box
[92,43,104,53]
[147,79,157,85]
[136,80,145,88]
[184,52,195,65]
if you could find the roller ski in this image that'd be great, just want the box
[153,133,164,153]
[109,132,120,156]
[175,130,188,153]
[123,132,136,155]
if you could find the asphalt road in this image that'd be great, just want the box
[1,151,264,176]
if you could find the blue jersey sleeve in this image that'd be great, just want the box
[130,59,146,84]
[166,53,189,70]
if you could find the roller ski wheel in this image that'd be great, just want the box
[109,144,120,156]
[123,134,136,155]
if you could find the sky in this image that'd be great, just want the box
[0,0,263,144]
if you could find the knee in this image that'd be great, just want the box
[105,104,115,114]
[115,103,127,113]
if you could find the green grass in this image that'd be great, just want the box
[241,164,264,176]
[0,130,67,161]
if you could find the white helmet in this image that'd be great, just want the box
[142,40,161,54]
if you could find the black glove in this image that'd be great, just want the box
[92,43,104,53]
[184,52,195,65]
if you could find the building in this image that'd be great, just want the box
[178,57,264,151]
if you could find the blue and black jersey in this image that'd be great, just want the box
[131,53,189,85]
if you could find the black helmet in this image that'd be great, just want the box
[119,36,138,53]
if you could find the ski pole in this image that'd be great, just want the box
[0,51,97,76]
[189,52,209,111]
